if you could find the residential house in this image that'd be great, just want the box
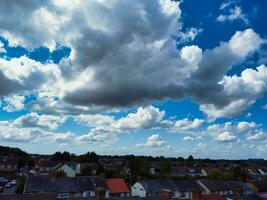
[197,180,253,197]
[106,178,130,197]
[258,168,267,176]
[0,157,17,179]
[171,166,187,177]
[80,163,98,175]
[201,194,224,200]
[149,161,161,175]
[35,160,59,175]
[17,165,30,177]
[53,163,76,177]
[0,193,57,200]
[105,197,168,200]
[187,168,204,177]
[131,179,177,198]
[24,175,108,199]
[172,180,204,199]
[247,180,267,199]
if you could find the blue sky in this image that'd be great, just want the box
[0,0,267,159]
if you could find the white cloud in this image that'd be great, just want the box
[0,40,5,53]
[174,118,204,131]
[246,131,266,141]
[14,112,66,130]
[182,136,194,141]
[201,62,267,120]
[0,1,265,123]
[214,131,237,142]
[228,29,263,57]
[220,0,238,10]
[0,56,60,96]
[236,121,257,133]
[217,6,248,24]
[75,105,166,133]
[114,106,165,131]
[52,132,76,143]
[136,134,166,148]
[178,28,203,43]
[2,95,25,112]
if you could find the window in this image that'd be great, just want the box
[179,192,186,198]
[57,193,69,199]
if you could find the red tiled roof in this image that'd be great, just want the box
[106,178,129,193]
[203,194,224,200]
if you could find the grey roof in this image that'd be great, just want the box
[24,176,55,193]
[250,180,267,192]
[172,180,203,192]
[86,176,107,190]
[199,180,252,192]
[105,197,167,200]
[24,176,107,194]
[55,177,80,193]
[140,179,176,193]
[77,176,95,191]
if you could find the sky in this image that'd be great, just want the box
[0,0,267,159]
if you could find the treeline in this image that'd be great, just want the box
[0,145,28,157]
[0,145,34,169]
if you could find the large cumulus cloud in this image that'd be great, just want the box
[0,0,266,120]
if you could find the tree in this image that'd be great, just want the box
[55,170,67,177]
[76,151,99,163]
[17,156,35,169]
[186,155,194,167]
[16,176,26,194]
[188,155,194,162]
[160,160,171,177]
[177,157,184,162]
[209,169,222,180]
[233,166,242,180]
[51,151,71,162]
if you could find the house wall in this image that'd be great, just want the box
[131,182,146,197]
[82,191,95,197]
[58,165,75,177]
[174,191,191,199]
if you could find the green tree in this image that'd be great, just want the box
[160,160,171,177]
[55,170,67,177]
[209,169,222,180]
[16,177,26,194]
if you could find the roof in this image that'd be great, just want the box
[77,176,95,191]
[86,176,107,190]
[105,197,168,200]
[24,176,55,193]
[149,161,161,169]
[0,157,17,166]
[53,163,75,171]
[172,180,203,192]
[106,179,129,193]
[250,181,267,192]
[38,160,59,168]
[55,177,80,193]
[139,179,176,193]
[24,176,107,193]
[0,193,56,200]
[203,194,224,200]
[199,180,251,192]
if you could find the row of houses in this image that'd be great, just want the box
[24,176,130,199]
[22,175,267,200]
[2,156,267,179]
